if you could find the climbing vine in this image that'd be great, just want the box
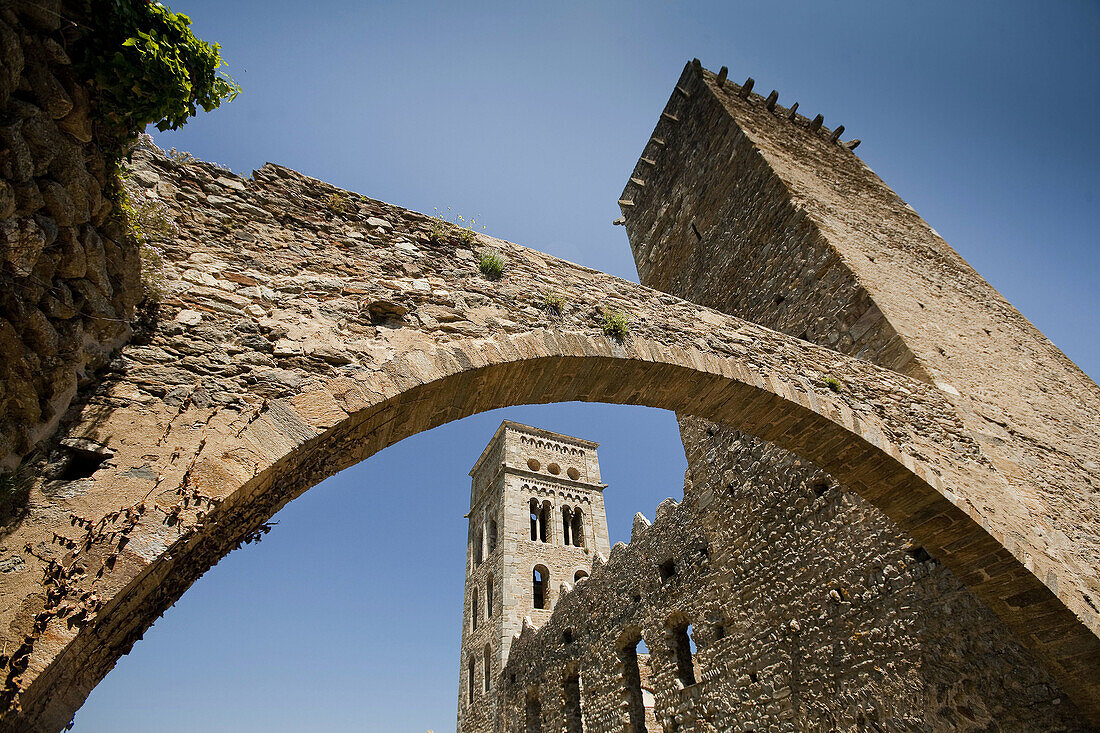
[72,0,239,144]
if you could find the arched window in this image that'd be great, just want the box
[530,499,539,541]
[562,505,572,545]
[468,654,476,705]
[539,502,550,543]
[618,632,647,732]
[571,508,584,547]
[533,565,549,609]
[487,574,494,617]
[474,527,484,566]
[526,691,542,733]
[488,519,498,553]
[471,588,479,631]
[484,644,492,692]
[574,570,588,584]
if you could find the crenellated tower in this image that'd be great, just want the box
[456,421,611,733]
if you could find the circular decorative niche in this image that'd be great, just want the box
[527,458,541,471]
[567,467,580,480]
[547,462,561,475]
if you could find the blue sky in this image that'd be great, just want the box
[74,1,1098,731]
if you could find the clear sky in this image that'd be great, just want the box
[73,1,1098,731]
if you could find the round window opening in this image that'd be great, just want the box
[527,458,540,472]
[567,467,580,480]
[548,462,561,475]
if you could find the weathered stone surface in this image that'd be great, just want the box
[0,5,141,478]
[0,133,1094,731]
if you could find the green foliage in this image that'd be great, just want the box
[823,376,843,393]
[602,309,629,341]
[73,0,239,141]
[325,191,351,215]
[478,249,506,280]
[428,217,448,243]
[431,207,485,245]
[542,290,566,315]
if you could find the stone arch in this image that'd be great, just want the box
[2,328,1098,729]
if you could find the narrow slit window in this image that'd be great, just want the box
[562,506,572,545]
[487,574,494,617]
[484,644,492,692]
[619,635,648,732]
[468,655,475,705]
[672,620,696,686]
[526,693,543,733]
[563,670,584,733]
[472,588,479,631]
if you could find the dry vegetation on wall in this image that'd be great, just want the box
[0,0,236,516]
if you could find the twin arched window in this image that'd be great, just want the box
[562,506,585,547]
[530,499,549,543]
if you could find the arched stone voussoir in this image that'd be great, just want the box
[1,145,1096,730]
[3,325,1098,731]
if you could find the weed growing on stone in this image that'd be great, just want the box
[479,249,506,280]
[542,291,566,315]
[432,207,485,245]
[115,174,175,303]
[602,309,629,341]
[0,458,34,528]
[325,191,351,215]
[166,147,196,164]
[823,376,843,393]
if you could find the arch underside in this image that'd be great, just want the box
[4,334,1098,730]
[0,147,1096,731]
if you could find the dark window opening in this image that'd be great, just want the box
[659,559,676,582]
[533,565,548,610]
[672,620,696,686]
[468,655,475,704]
[531,499,539,541]
[539,503,549,543]
[474,528,484,566]
[619,635,648,732]
[564,671,584,733]
[484,644,492,692]
[905,544,934,563]
[487,575,494,617]
[488,519,498,553]
[526,693,543,733]
[571,508,584,547]
[562,506,572,545]
[472,588,479,631]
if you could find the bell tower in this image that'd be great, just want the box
[456,421,611,732]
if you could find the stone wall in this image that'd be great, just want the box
[499,427,1087,732]
[598,60,1100,730]
[0,1,141,473]
[2,141,1080,731]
